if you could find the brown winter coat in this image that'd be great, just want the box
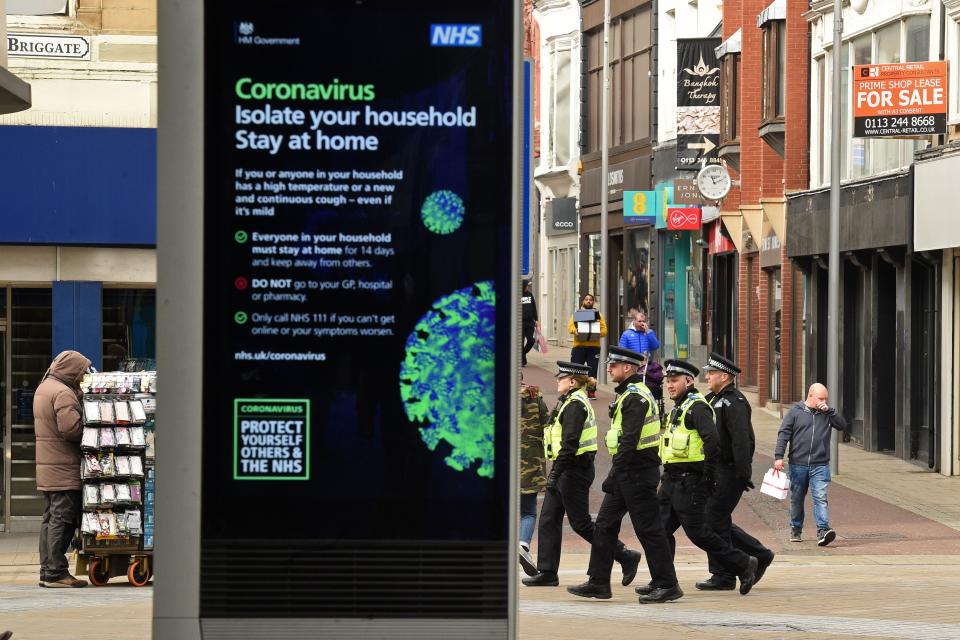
[34,351,91,492]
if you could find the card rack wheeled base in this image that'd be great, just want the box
[77,550,153,587]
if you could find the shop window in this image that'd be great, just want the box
[584,5,652,154]
[761,21,786,121]
[10,288,53,518]
[102,289,156,372]
[720,55,739,143]
[545,36,575,168]
[11,289,52,423]
[7,0,68,15]
[718,53,740,169]
[818,16,931,185]
[760,20,786,155]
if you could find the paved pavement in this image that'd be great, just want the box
[1,346,958,638]
[520,347,960,638]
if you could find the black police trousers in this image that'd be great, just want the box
[658,473,751,577]
[536,463,630,574]
[706,465,771,583]
[589,465,678,587]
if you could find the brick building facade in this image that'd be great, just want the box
[718,0,806,408]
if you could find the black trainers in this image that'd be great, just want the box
[790,527,802,542]
[738,556,759,595]
[522,571,559,587]
[694,576,736,591]
[635,582,655,595]
[567,580,612,600]
[817,528,836,547]
[638,584,684,604]
[619,550,642,586]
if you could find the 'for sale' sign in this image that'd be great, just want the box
[853,61,948,137]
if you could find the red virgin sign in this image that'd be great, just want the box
[666,207,701,230]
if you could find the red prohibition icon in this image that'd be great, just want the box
[234,277,249,290]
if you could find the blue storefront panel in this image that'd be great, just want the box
[0,125,156,246]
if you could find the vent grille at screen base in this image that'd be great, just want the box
[200,540,508,618]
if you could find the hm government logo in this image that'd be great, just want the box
[235,21,300,47]
[682,53,719,77]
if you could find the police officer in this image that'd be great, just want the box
[568,347,682,603]
[523,361,640,587]
[697,353,775,591]
[655,359,759,596]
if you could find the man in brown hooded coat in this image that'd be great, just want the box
[34,350,91,588]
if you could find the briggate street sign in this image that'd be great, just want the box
[7,33,91,60]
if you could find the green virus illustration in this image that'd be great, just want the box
[400,281,495,478]
[420,189,465,234]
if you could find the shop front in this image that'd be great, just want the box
[788,171,937,469]
[914,143,960,476]
[543,197,580,346]
[707,220,737,360]
[579,155,652,339]
[0,125,156,532]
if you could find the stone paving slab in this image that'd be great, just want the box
[520,553,960,639]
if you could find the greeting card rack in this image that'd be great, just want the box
[76,370,157,587]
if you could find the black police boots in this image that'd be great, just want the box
[522,571,559,587]
[754,551,775,586]
[618,550,642,587]
[638,584,684,604]
[567,580,612,600]
[695,576,736,591]
[738,556,759,595]
[635,582,655,595]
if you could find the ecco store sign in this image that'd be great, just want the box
[7,33,91,60]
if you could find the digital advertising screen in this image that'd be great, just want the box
[201,0,516,575]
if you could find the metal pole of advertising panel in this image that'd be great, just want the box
[598,0,610,384]
[828,0,842,475]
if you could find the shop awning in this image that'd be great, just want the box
[757,0,786,28]
[715,29,741,59]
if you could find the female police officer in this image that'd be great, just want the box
[522,361,640,588]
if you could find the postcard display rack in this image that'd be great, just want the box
[76,371,157,587]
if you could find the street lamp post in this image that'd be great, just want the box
[828,0,842,475]
[598,0,610,384]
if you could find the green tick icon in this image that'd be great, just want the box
[235,230,249,243]
[234,311,249,325]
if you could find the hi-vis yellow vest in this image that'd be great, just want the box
[544,388,598,461]
[605,383,662,455]
[659,392,715,464]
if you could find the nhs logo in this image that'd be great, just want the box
[430,24,482,47]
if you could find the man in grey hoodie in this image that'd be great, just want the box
[774,383,847,547]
